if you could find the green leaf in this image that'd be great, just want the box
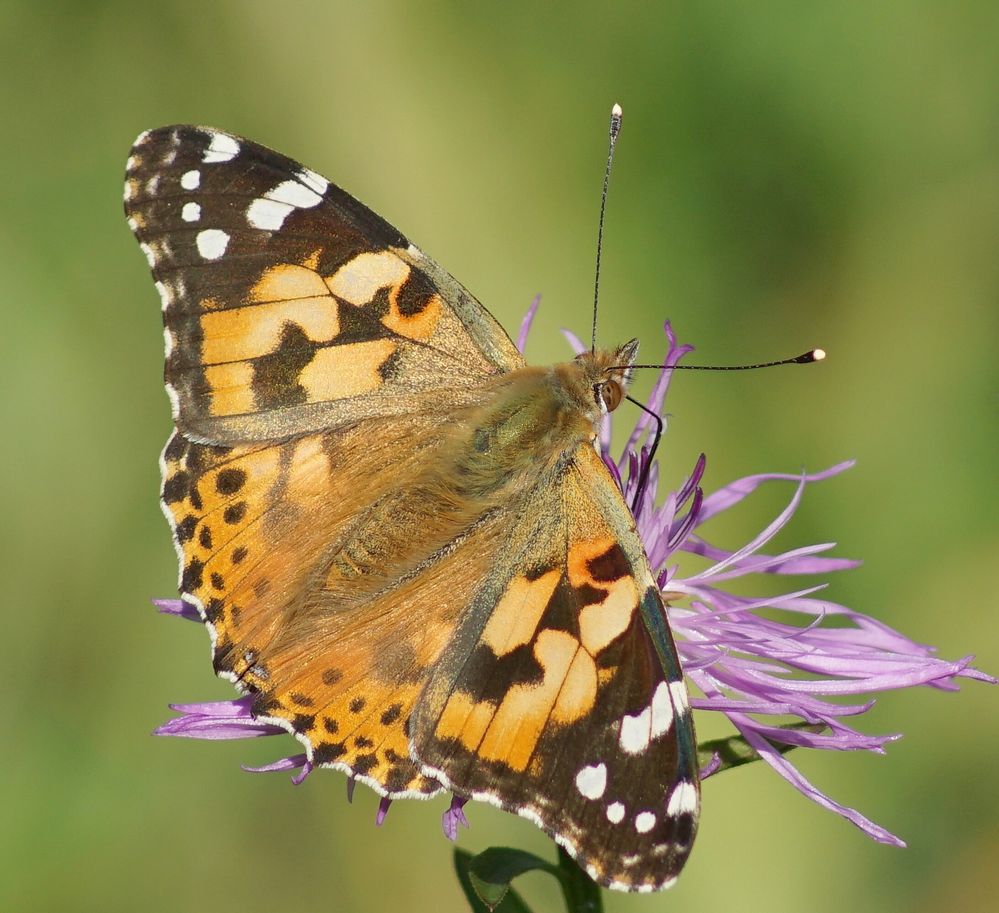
[697,722,827,775]
[453,848,538,913]
[555,846,603,913]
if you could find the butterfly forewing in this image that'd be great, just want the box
[125,126,523,444]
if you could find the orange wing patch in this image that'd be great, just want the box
[429,538,638,773]
[481,569,561,656]
[570,538,639,654]
[189,248,450,420]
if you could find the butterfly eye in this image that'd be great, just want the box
[596,379,623,413]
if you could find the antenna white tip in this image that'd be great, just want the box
[612,103,622,117]
[812,348,826,361]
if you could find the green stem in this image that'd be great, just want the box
[555,846,603,913]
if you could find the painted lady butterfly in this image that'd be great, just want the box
[124,122,699,892]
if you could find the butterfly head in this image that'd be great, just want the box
[576,338,639,417]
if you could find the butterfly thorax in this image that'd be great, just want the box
[443,341,639,501]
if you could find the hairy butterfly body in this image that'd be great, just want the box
[125,125,699,891]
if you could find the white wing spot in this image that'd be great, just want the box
[126,155,138,172]
[203,132,240,163]
[181,202,201,222]
[635,811,657,834]
[165,381,181,417]
[574,764,607,800]
[163,326,175,357]
[124,180,136,201]
[196,229,229,260]
[180,169,201,190]
[139,242,156,268]
[246,179,323,230]
[651,681,674,738]
[246,198,291,231]
[126,217,139,232]
[668,680,690,714]
[619,705,652,754]
[271,179,323,209]
[666,780,698,817]
[154,280,171,311]
[606,802,625,824]
[145,175,160,194]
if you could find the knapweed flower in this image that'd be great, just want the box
[154,308,991,848]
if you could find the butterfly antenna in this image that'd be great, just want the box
[591,103,623,354]
[624,349,826,371]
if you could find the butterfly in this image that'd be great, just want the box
[124,125,699,892]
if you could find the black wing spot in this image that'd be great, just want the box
[223,502,247,525]
[215,468,247,495]
[182,557,204,591]
[314,741,347,764]
[163,472,190,504]
[587,543,630,582]
[251,323,313,409]
[380,704,402,726]
[175,515,197,543]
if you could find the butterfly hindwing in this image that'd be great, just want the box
[125,126,523,444]
[411,445,699,892]
[160,408,477,797]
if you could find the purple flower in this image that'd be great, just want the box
[154,310,992,847]
[560,317,993,845]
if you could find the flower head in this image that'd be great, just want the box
[561,317,993,844]
[154,311,992,847]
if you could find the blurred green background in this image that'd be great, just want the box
[2,2,996,911]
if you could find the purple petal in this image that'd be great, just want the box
[697,462,854,525]
[681,537,861,575]
[375,796,392,826]
[242,754,309,774]
[686,476,810,582]
[516,294,542,353]
[442,795,471,841]
[623,321,693,457]
[699,753,722,779]
[561,328,586,354]
[154,598,201,622]
[168,697,254,717]
[728,712,906,846]
[674,454,706,512]
[154,716,284,740]
[155,697,284,740]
